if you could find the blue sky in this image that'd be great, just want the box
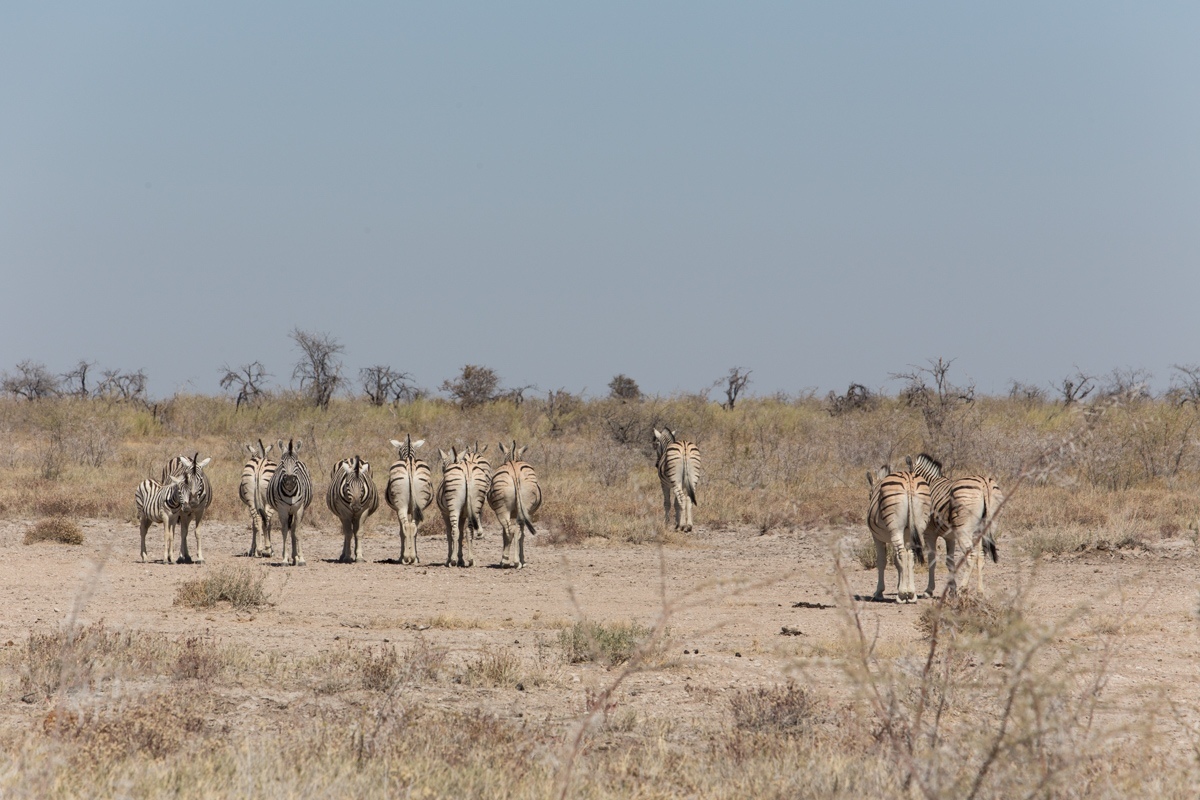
[3,3,1199,399]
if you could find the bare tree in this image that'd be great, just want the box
[2,360,60,401]
[1008,380,1047,406]
[440,364,501,409]
[607,374,641,401]
[499,384,536,405]
[891,357,976,464]
[1169,364,1200,405]
[718,366,752,410]
[96,368,149,405]
[826,383,879,416]
[1054,369,1096,406]
[290,328,344,409]
[1099,367,1152,403]
[220,361,271,409]
[360,365,417,406]
[61,360,97,398]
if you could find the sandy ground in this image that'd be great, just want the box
[2,516,1199,745]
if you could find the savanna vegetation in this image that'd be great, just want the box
[2,355,1200,797]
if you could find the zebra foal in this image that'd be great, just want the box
[866,458,931,603]
[385,435,434,565]
[326,455,380,563]
[135,473,188,564]
[239,440,277,558]
[488,440,542,569]
[267,439,314,566]
[652,429,700,532]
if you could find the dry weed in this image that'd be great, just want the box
[24,518,84,545]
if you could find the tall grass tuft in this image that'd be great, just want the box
[24,518,84,545]
[174,566,268,610]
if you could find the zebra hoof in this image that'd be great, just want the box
[295,558,307,567]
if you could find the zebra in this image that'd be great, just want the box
[385,435,434,565]
[436,447,490,567]
[239,440,277,558]
[866,458,931,603]
[135,473,189,564]
[652,429,700,532]
[911,453,1003,596]
[162,453,212,564]
[487,440,543,569]
[326,455,380,563]
[266,439,314,566]
[463,442,492,540]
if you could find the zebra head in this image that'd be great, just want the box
[163,473,190,509]
[390,435,425,461]
[912,453,943,480]
[652,428,677,458]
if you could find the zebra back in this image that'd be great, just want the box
[437,448,488,529]
[489,440,542,529]
[653,428,700,505]
[913,453,1001,562]
[326,455,380,521]
[867,465,931,562]
[240,440,275,510]
[268,439,313,513]
[386,436,433,522]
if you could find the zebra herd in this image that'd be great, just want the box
[138,437,546,569]
[866,453,1003,603]
[136,429,704,569]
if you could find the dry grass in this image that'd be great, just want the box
[23,518,84,545]
[557,619,657,666]
[173,566,268,610]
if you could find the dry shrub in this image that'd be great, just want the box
[544,510,588,545]
[558,619,655,666]
[42,692,210,764]
[729,681,820,736]
[463,645,522,688]
[358,645,401,692]
[172,635,223,681]
[24,517,83,545]
[916,589,1021,640]
[20,622,175,699]
[174,566,267,610]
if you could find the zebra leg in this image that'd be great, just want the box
[676,487,693,532]
[261,510,274,557]
[192,516,204,564]
[661,483,673,528]
[139,519,151,563]
[893,534,915,603]
[461,520,475,568]
[498,512,516,567]
[339,519,354,563]
[353,516,363,563]
[399,515,418,565]
[445,512,460,568]
[872,538,888,601]
[944,536,959,597]
[164,520,175,565]
[248,507,259,557]
[920,532,938,598]
[517,519,528,569]
[292,515,306,566]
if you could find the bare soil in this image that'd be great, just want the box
[1,517,1198,750]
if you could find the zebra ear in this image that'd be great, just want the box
[439,449,452,464]
[277,440,286,454]
[293,440,302,452]
[197,457,211,469]
[412,439,424,449]
[499,442,510,457]
[390,439,403,450]
[653,428,663,441]
[264,443,273,455]
[866,470,875,488]
[179,455,194,468]
[170,474,185,485]
[245,444,256,456]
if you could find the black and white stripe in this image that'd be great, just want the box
[135,473,188,564]
[653,428,700,532]
[267,439,314,566]
[162,453,212,564]
[912,453,1002,596]
[487,440,542,569]
[437,446,490,567]
[385,435,434,565]
[239,440,277,558]
[866,459,931,603]
[326,455,380,563]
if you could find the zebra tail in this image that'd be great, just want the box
[907,490,926,566]
[514,471,536,536]
[681,455,698,507]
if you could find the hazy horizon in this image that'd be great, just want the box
[4,3,1199,401]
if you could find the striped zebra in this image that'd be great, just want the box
[912,453,1003,596]
[385,435,434,565]
[239,440,277,558]
[326,455,380,563]
[267,439,314,566]
[488,441,543,569]
[162,454,212,564]
[464,442,492,540]
[652,429,700,532]
[866,458,931,604]
[135,473,189,564]
[437,446,490,567]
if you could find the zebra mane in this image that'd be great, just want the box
[913,453,943,478]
